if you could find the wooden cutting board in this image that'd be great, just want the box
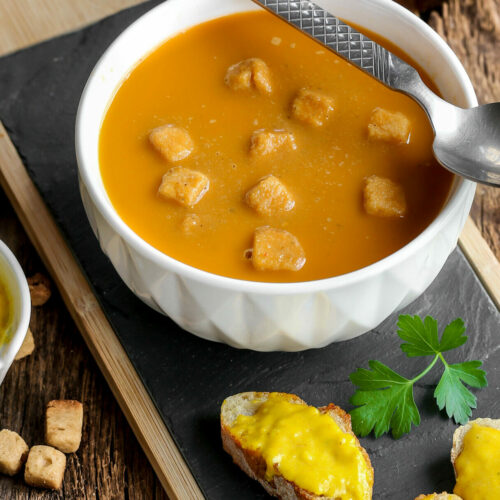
[0,1,499,498]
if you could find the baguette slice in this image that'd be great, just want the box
[450,417,500,474]
[221,392,373,500]
[414,493,462,500]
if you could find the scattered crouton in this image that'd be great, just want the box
[149,125,194,162]
[250,226,305,271]
[245,175,295,216]
[0,429,29,476]
[27,273,51,306]
[46,400,83,454]
[368,108,411,144]
[414,494,462,500]
[14,328,35,361]
[225,58,272,94]
[363,175,407,217]
[249,130,297,157]
[24,445,66,490]
[180,214,201,234]
[158,167,209,207]
[291,88,335,127]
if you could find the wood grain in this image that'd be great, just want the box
[0,192,168,499]
[0,123,203,500]
[459,217,500,309]
[0,0,145,57]
[0,2,174,497]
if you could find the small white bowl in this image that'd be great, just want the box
[0,240,31,385]
[76,0,476,351]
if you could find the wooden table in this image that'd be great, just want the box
[0,1,498,498]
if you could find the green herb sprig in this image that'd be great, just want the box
[349,315,487,439]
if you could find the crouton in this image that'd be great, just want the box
[24,445,66,490]
[251,226,305,271]
[180,214,201,234]
[363,175,407,217]
[158,167,209,207]
[414,494,462,500]
[27,273,51,306]
[249,130,297,157]
[225,58,272,94]
[221,392,374,500]
[149,125,194,162]
[0,429,29,476]
[14,328,35,361]
[245,175,295,216]
[46,400,83,453]
[291,88,335,127]
[368,108,411,144]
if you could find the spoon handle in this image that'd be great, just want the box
[252,0,398,83]
[251,0,452,124]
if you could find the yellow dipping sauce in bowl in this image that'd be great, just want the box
[0,240,31,385]
[454,424,500,499]
[230,393,372,498]
[0,276,12,347]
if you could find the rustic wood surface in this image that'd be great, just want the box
[0,0,144,57]
[0,193,168,500]
[0,0,498,499]
[0,121,204,499]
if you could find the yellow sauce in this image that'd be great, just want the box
[230,393,371,498]
[454,424,500,499]
[0,277,12,347]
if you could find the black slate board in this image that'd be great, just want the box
[1,3,499,498]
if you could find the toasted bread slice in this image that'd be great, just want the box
[414,493,462,500]
[450,417,500,499]
[221,392,373,500]
[451,417,500,473]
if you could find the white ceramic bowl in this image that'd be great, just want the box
[76,0,476,351]
[0,240,31,385]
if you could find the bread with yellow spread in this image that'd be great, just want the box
[451,417,500,466]
[221,391,373,500]
[450,417,500,500]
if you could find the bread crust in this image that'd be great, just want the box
[414,493,462,500]
[221,392,374,500]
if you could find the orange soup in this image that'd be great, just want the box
[99,10,453,282]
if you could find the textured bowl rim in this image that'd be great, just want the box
[0,240,31,385]
[76,0,477,295]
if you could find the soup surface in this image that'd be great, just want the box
[99,10,453,282]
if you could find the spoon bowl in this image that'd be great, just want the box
[254,0,500,187]
[433,103,500,186]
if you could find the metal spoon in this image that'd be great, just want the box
[252,0,500,186]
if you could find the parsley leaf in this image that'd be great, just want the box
[350,361,420,438]
[437,318,467,352]
[434,361,487,424]
[349,315,487,439]
[397,315,440,357]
